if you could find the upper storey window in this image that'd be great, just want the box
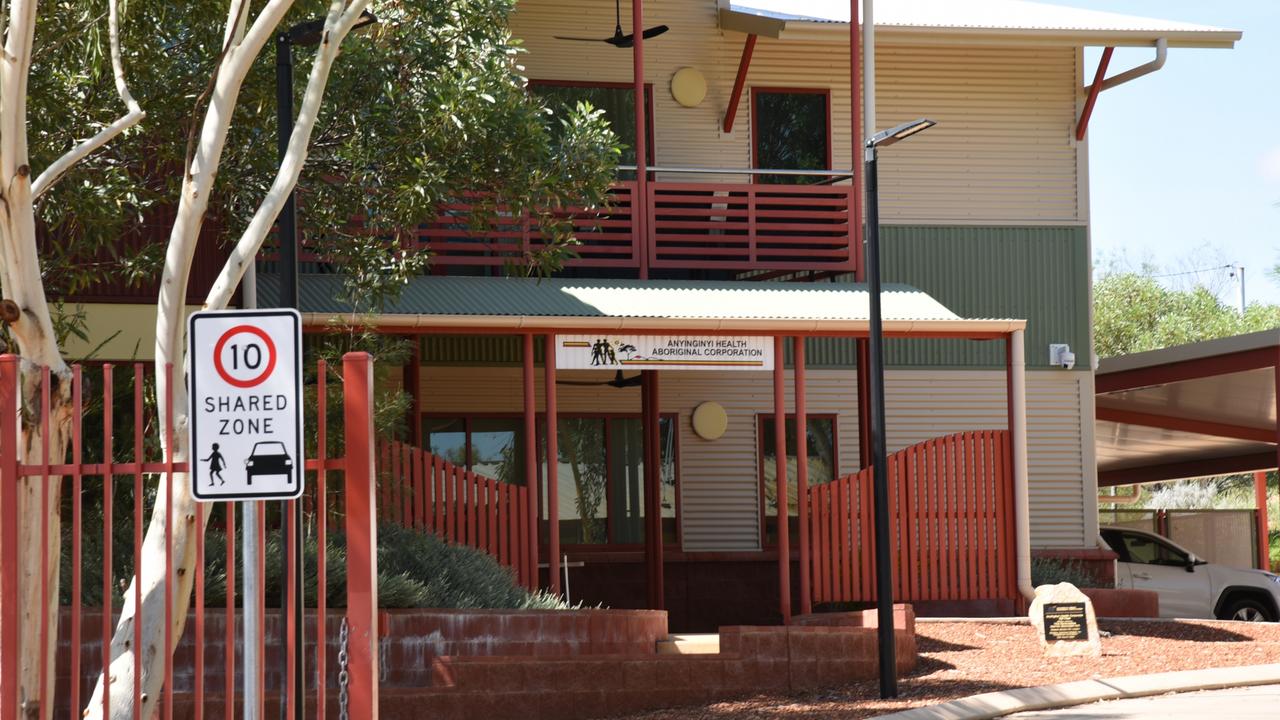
[751,88,831,185]
[530,80,655,178]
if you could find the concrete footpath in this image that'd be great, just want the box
[871,663,1280,720]
[1007,683,1280,718]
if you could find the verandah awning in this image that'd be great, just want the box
[272,275,1025,338]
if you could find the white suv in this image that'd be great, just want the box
[1100,526,1280,622]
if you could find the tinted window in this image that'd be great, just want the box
[1121,532,1189,566]
[753,90,829,184]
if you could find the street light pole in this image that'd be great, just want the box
[864,117,935,700]
[273,13,376,720]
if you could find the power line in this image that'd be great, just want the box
[1146,260,1233,278]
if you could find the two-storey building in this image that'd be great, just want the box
[71,0,1239,630]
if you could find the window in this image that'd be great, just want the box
[759,415,836,545]
[529,81,655,177]
[542,414,678,547]
[1120,532,1189,567]
[425,416,528,485]
[751,88,831,184]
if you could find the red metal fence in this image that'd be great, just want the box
[378,441,534,587]
[809,430,1016,605]
[0,352,379,720]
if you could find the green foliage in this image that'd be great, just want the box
[1031,556,1103,589]
[30,0,620,325]
[63,515,567,611]
[1093,273,1280,359]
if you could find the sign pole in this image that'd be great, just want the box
[242,284,261,720]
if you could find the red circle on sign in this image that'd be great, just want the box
[213,325,278,388]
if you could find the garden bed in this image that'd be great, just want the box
[606,619,1280,719]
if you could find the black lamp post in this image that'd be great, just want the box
[864,117,935,700]
[274,11,377,720]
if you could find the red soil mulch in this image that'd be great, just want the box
[607,619,1280,719]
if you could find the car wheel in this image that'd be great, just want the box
[1221,597,1276,622]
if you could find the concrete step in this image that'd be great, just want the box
[655,633,721,655]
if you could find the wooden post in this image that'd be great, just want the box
[794,338,811,616]
[774,336,791,623]
[546,334,561,595]
[342,352,379,720]
[523,333,539,590]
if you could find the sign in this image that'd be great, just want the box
[555,335,773,371]
[188,309,304,501]
[1042,602,1088,642]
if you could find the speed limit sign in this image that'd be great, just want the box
[187,309,304,501]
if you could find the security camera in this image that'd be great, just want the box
[1060,351,1076,370]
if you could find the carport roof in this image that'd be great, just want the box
[1095,329,1280,486]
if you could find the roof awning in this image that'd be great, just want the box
[1095,330,1280,486]
[720,0,1241,48]
[275,275,1024,337]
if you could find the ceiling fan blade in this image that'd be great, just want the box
[553,35,612,43]
[641,25,669,39]
[555,379,612,386]
[604,24,668,48]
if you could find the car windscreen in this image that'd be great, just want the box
[252,441,288,455]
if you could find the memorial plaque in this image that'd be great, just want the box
[1042,602,1088,642]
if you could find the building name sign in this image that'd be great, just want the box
[555,335,773,371]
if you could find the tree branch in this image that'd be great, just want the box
[205,0,373,310]
[31,0,145,198]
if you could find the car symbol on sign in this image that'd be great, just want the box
[245,441,293,484]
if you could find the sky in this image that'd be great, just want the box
[1052,1,1280,306]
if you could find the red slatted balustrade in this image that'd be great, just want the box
[376,440,532,587]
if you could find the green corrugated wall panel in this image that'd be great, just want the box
[422,335,545,365]
[878,225,1089,369]
[797,225,1089,369]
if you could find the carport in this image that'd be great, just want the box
[1095,329,1278,569]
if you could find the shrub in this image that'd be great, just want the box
[1031,556,1103,588]
[63,519,568,610]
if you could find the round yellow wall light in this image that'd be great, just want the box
[670,67,707,108]
[691,401,728,440]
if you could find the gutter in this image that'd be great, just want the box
[301,312,1026,336]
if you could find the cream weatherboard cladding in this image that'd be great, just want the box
[419,366,1092,552]
[510,0,1081,223]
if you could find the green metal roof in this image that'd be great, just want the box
[270,273,1007,320]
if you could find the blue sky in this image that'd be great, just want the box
[1054,1,1280,305]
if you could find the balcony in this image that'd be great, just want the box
[416,167,860,278]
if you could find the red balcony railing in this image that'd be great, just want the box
[413,169,859,275]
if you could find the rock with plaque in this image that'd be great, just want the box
[1028,582,1101,657]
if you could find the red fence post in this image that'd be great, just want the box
[343,352,379,719]
[0,355,19,720]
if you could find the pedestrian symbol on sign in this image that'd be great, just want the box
[188,309,304,501]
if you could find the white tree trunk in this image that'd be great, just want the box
[81,2,369,718]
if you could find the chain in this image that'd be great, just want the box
[338,616,351,720]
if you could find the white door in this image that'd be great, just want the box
[1114,530,1214,619]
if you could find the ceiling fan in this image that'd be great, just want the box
[554,0,668,49]
[557,370,643,389]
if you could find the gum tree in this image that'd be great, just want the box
[1,1,617,718]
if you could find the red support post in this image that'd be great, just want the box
[545,334,561,595]
[633,0,649,279]
[523,334,539,590]
[794,338,812,615]
[342,352,379,720]
[1076,47,1114,141]
[773,336,792,623]
[0,355,18,720]
[1255,471,1270,571]
[722,34,757,133]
